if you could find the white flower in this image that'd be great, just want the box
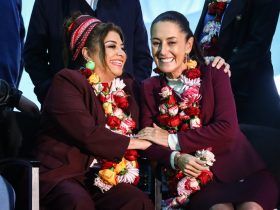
[159,104,168,114]
[190,117,201,129]
[168,105,179,116]
[195,149,216,166]
[94,177,112,193]
[110,78,126,92]
[117,162,139,184]
[93,83,104,94]
[113,107,124,120]
[181,76,201,89]
[160,86,172,98]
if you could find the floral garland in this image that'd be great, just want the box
[200,0,231,56]
[155,60,216,209]
[156,59,202,133]
[80,68,140,192]
[162,149,215,209]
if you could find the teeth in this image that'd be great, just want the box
[111,60,123,65]
[160,58,173,63]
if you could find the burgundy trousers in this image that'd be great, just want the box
[41,178,154,210]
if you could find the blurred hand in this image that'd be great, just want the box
[136,123,169,147]
[212,56,231,77]
[128,138,152,150]
[175,153,208,178]
[17,95,40,116]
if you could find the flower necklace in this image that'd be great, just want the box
[200,0,231,56]
[155,60,216,209]
[156,59,202,133]
[80,68,139,192]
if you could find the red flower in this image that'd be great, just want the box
[197,170,213,185]
[124,150,139,161]
[101,161,115,170]
[185,107,200,116]
[180,123,190,131]
[208,2,227,16]
[107,116,121,129]
[98,94,107,103]
[114,95,129,109]
[185,68,201,79]
[133,176,140,186]
[167,116,181,127]
[80,68,92,78]
[157,114,169,126]
[167,95,176,106]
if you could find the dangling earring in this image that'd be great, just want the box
[86,60,95,70]
[183,53,189,64]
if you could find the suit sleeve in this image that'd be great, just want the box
[23,0,52,103]
[43,71,130,161]
[178,68,239,154]
[132,0,153,82]
[140,79,173,167]
[228,1,279,77]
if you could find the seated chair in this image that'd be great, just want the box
[0,111,40,210]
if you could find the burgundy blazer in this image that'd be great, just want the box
[35,69,140,198]
[141,65,266,183]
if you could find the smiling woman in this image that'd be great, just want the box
[20,1,280,108]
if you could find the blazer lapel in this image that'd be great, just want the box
[220,0,246,31]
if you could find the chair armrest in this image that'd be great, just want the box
[0,158,40,210]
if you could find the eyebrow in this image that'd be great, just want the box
[104,40,124,46]
[152,37,177,41]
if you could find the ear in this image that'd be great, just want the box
[185,37,194,54]
[82,47,91,61]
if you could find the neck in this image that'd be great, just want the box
[166,67,185,79]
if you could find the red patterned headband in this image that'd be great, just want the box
[69,16,101,61]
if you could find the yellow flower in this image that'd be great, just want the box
[130,160,138,168]
[186,59,197,69]
[114,158,127,174]
[103,102,113,114]
[88,73,99,85]
[99,169,117,185]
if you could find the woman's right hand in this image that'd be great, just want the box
[128,138,152,150]
[175,153,208,178]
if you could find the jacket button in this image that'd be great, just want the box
[236,15,242,21]
[232,47,238,53]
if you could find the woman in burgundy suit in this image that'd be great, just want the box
[138,11,278,210]
[34,14,154,210]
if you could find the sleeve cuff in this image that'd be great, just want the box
[170,151,180,170]
[168,134,181,151]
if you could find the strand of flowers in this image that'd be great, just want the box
[162,148,216,209]
[157,59,202,133]
[156,59,215,209]
[200,0,231,56]
[80,68,140,192]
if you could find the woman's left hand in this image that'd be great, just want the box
[136,123,169,147]
[212,56,231,77]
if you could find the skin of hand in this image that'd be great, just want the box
[128,138,152,150]
[136,123,169,147]
[212,56,231,77]
[175,153,209,178]
[17,95,40,116]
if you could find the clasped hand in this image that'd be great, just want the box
[176,153,209,178]
[136,123,169,147]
